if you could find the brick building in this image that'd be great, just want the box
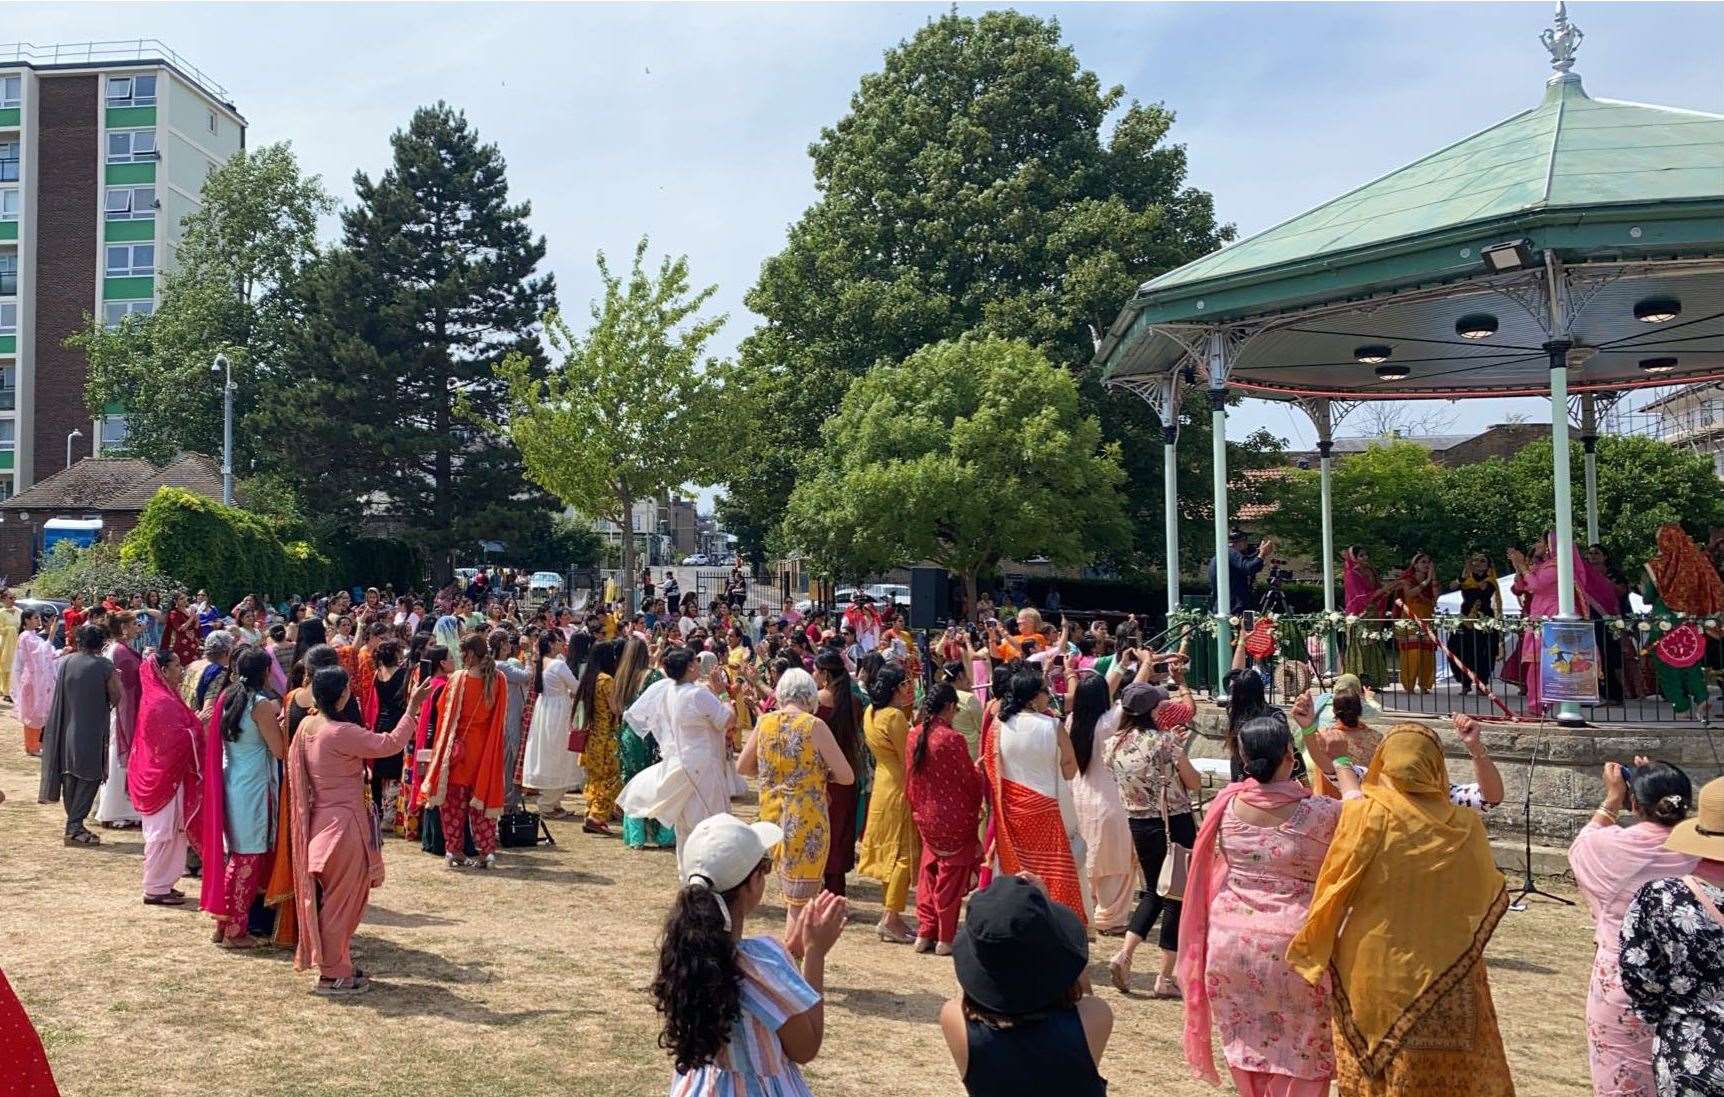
[1,41,244,497]
[1283,422,1546,469]
[0,452,224,581]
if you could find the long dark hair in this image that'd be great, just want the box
[292,618,327,674]
[310,665,350,715]
[997,669,1046,724]
[1224,669,1270,765]
[574,638,617,722]
[1067,672,1111,773]
[219,648,274,742]
[814,649,862,768]
[566,631,594,679]
[867,664,907,713]
[857,651,884,690]
[419,644,450,682]
[651,868,765,1074]
[911,682,959,774]
[534,632,559,694]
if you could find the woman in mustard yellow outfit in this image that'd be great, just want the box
[856,664,920,942]
[739,667,855,921]
[576,640,623,835]
[0,590,20,701]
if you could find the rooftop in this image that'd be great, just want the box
[1,453,227,513]
[0,39,235,110]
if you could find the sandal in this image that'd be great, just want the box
[582,819,613,836]
[143,893,186,906]
[218,934,261,950]
[313,975,372,997]
[1151,975,1182,1000]
[64,831,101,846]
[876,924,915,945]
[1108,954,1132,994]
[445,855,473,871]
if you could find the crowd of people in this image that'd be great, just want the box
[7,574,1724,1096]
[1335,522,1724,718]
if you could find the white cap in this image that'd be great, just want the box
[679,814,783,893]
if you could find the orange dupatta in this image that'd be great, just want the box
[982,712,1086,925]
[418,670,509,820]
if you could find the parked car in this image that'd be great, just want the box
[681,553,710,566]
[865,583,911,608]
[528,571,565,598]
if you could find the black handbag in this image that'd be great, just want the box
[499,810,554,848]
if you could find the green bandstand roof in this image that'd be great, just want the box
[1098,8,1724,401]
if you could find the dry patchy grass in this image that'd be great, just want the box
[0,713,1592,1096]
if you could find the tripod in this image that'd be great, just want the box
[1508,714,1574,912]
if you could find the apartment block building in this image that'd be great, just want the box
[0,41,244,498]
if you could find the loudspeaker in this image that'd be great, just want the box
[909,567,950,630]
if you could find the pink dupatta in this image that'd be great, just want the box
[128,659,203,819]
[196,690,231,919]
[1177,777,1311,1084]
[1342,551,1382,616]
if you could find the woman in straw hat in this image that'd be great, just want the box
[1618,775,1724,1097]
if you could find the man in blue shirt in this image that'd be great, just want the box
[1207,527,1273,615]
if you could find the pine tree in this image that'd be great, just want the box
[265,104,556,576]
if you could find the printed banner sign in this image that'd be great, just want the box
[1539,620,1600,703]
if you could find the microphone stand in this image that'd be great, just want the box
[1508,713,1574,912]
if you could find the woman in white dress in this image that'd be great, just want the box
[522,631,583,818]
[990,669,1089,922]
[1065,668,1135,933]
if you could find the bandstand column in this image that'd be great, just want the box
[1580,394,1601,546]
[1205,333,1233,670]
[1547,339,1583,725]
[1162,395,1182,620]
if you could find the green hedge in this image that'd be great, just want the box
[122,487,333,604]
[31,541,181,602]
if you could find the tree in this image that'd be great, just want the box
[69,143,333,465]
[497,238,730,609]
[261,104,557,577]
[779,336,1128,610]
[1348,400,1459,440]
[1263,441,1465,570]
[722,9,1247,570]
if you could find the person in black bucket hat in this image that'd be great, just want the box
[938,875,1112,1095]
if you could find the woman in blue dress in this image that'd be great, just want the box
[210,648,284,948]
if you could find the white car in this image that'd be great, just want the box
[866,583,911,608]
[528,571,565,596]
[681,553,709,566]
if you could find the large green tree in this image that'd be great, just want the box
[780,336,1129,609]
[497,239,731,609]
[262,104,557,577]
[70,143,333,465]
[721,9,1255,570]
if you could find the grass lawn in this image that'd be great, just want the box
[0,712,1592,1096]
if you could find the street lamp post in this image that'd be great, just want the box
[65,428,82,471]
[213,353,234,505]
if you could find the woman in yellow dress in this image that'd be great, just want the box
[739,667,854,923]
[0,589,20,702]
[577,639,624,835]
[857,663,920,942]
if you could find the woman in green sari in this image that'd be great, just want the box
[615,636,675,848]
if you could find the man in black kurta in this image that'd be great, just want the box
[37,624,120,844]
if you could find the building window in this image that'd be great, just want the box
[106,74,158,108]
[0,141,16,183]
[99,414,128,451]
[105,243,154,277]
[0,187,18,222]
[0,253,14,296]
[102,299,154,329]
[0,420,14,452]
[207,110,217,134]
[104,185,155,221]
[106,129,157,164]
[0,364,13,412]
[0,75,19,110]
[0,301,14,334]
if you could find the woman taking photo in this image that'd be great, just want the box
[986,670,1086,925]
[738,668,854,922]
[812,650,865,895]
[1104,680,1201,998]
[650,814,847,1094]
[289,666,433,995]
[1179,715,1342,1095]
[857,663,920,942]
[12,607,56,756]
[522,632,581,820]
[200,649,284,949]
[1570,758,1696,1097]
[904,681,983,955]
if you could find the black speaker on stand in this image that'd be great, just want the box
[909,567,950,631]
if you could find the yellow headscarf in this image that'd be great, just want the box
[1286,724,1507,1075]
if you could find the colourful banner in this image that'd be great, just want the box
[1539,620,1600,703]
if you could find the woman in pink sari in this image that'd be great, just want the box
[289,664,429,995]
[1507,533,1602,710]
[13,608,57,756]
[128,648,204,905]
[1341,547,1391,687]
[1568,757,1696,1097]
[1179,713,1342,1097]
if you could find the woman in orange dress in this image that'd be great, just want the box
[419,633,509,869]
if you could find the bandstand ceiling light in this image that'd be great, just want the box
[1634,298,1682,323]
[1480,239,1533,272]
[1374,364,1411,380]
[1639,357,1679,374]
[1354,345,1393,365]
[1455,314,1499,339]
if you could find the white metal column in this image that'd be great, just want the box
[1205,333,1233,671]
[1580,393,1600,546]
[1160,374,1182,620]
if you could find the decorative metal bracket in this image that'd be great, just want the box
[1294,397,1363,445]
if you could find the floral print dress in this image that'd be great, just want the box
[1206,795,1343,1085]
[1619,873,1724,1097]
[753,710,830,903]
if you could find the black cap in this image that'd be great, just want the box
[1228,527,1248,542]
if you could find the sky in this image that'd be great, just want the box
[9,1,1723,498]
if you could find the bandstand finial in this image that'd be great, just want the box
[1541,2,1584,77]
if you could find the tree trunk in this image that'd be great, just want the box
[617,485,636,614]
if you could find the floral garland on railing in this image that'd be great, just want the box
[1164,606,1724,644]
